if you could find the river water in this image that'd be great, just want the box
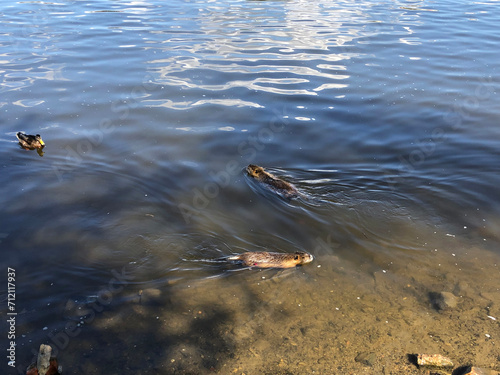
[1,0,499,374]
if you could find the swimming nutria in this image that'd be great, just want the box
[246,164,300,199]
[16,132,45,149]
[227,251,313,268]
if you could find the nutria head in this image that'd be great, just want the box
[294,251,314,265]
[246,164,266,178]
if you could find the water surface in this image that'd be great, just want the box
[1,0,499,373]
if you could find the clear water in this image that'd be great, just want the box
[1,0,499,373]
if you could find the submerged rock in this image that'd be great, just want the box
[417,353,453,367]
[26,344,60,375]
[429,291,458,310]
[355,351,376,366]
[411,352,454,374]
[440,292,458,308]
[37,344,52,375]
[461,367,500,375]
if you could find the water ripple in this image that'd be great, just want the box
[142,0,380,107]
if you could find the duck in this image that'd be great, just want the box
[16,132,45,149]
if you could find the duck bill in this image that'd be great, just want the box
[39,139,45,146]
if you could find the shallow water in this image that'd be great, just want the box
[1,0,500,373]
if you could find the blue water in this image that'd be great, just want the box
[1,0,500,373]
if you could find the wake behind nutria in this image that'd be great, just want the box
[246,164,300,199]
[227,251,313,268]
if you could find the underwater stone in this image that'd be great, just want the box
[440,292,458,308]
[355,351,376,366]
[430,291,458,310]
[37,344,52,375]
[462,367,500,375]
[417,353,454,367]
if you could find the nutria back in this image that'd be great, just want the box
[228,251,313,268]
[246,164,300,199]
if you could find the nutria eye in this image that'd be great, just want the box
[294,255,299,260]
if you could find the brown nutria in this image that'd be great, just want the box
[16,132,45,149]
[246,164,300,199]
[227,251,313,268]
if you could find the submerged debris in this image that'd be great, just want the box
[26,344,60,375]
[461,367,500,375]
[417,353,454,368]
[37,344,52,375]
[410,354,500,375]
[355,351,376,367]
[429,291,458,311]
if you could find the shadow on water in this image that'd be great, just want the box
[77,294,236,374]
[7,257,302,374]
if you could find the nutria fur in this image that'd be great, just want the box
[228,251,313,268]
[246,164,300,199]
[16,132,45,149]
